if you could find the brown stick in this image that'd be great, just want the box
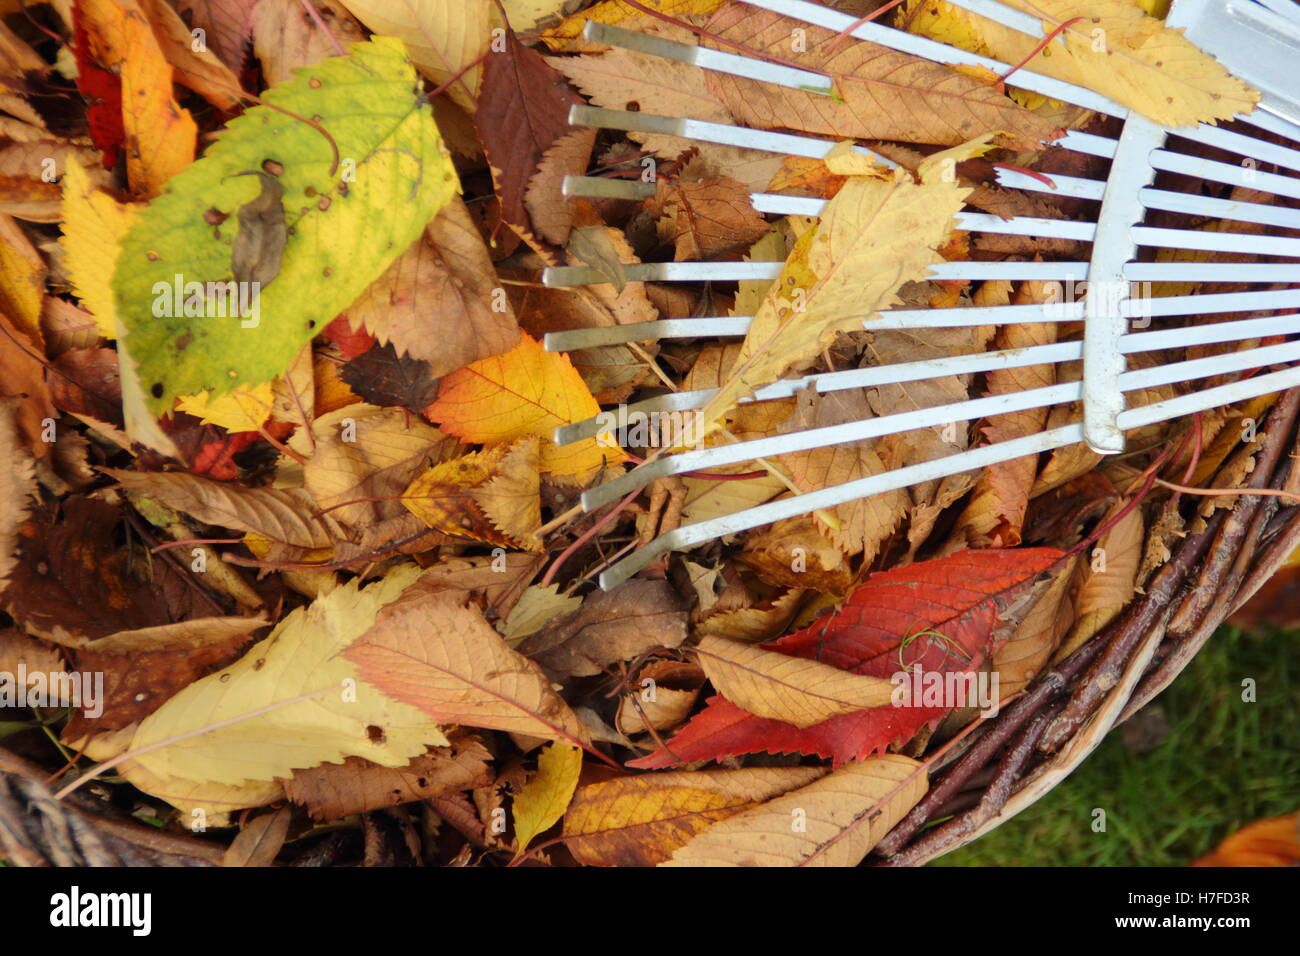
[880,704,1060,866]
[1166,388,1300,637]
[874,637,1102,857]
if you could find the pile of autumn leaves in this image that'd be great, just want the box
[0,0,1263,866]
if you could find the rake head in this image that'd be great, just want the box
[541,0,1300,589]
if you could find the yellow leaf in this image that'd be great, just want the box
[338,0,499,113]
[0,214,43,343]
[663,755,926,866]
[60,156,138,338]
[697,165,968,433]
[695,634,895,728]
[426,332,624,480]
[122,565,449,806]
[176,383,275,433]
[403,434,542,550]
[78,0,197,198]
[513,741,582,857]
[544,0,726,49]
[563,766,826,866]
[906,0,1256,127]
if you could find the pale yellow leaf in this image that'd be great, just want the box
[124,565,450,798]
[663,754,926,867]
[695,634,896,728]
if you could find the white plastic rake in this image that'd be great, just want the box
[542,0,1300,589]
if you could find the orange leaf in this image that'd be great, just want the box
[78,0,197,198]
[424,332,623,479]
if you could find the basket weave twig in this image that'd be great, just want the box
[875,387,1300,864]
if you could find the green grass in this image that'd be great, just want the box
[936,626,1299,866]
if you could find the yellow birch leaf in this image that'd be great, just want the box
[60,156,138,338]
[663,754,926,867]
[513,741,582,857]
[124,565,449,794]
[697,162,968,434]
[907,0,1256,127]
[176,382,275,433]
[1057,500,1143,658]
[694,634,896,728]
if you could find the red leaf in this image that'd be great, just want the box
[72,1,125,169]
[325,316,376,359]
[630,548,1063,768]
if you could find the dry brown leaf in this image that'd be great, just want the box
[739,515,853,595]
[0,400,36,588]
[992,554,1076,696]
[614,659,704,735]
[518,579,690,679]
[251,0,365,86]
[778,388,909,560]
[651,176,770,261]
[344,197,520,378]
[564,766,827,867]
[525,127,598,246]
[952,279,1059,548]
[285,731,493,821]
[695,587,805,644]
[222,807,291,867]
[104,468,343,551]
[289,404,461,533]
[663,754,926,866]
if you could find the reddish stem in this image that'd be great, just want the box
[998,16,1089,85]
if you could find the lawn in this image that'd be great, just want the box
[936,626,1299,866]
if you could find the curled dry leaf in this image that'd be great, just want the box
[285,730,493,822]
[517,579,690,680]
[614,659,704,735]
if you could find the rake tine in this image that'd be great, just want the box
[542,290,1300,354]
[595,361,1300,590]
[558,313,1300,448]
